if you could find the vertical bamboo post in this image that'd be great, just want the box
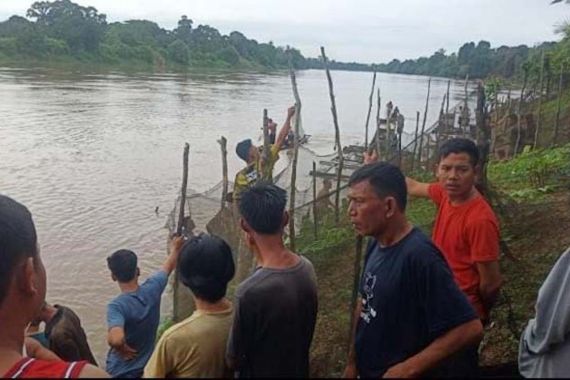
[218,137,228,209]
[552,62,564,147]
[287,49,302,252]
[364,72,377,151]
[533,50,545,149]
[174,142,190,322]
[384,108,393,158]
[411,111,420,172]
[463,75,469,137]
[418,78,431,168]
[321,46,343,225]
[398,118,403,169]
[348,235,364,353]
[515,68,529,156]
[476,82,490,190]
[312,161,318,239]
[445,79,451,128]
[375,88,382,156]
[262,109,270,179]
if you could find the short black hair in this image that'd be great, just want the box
[349,162,408,211]
[438,138,480,167]
[239,182,287,234]
[178,234,235,303]
[107,249,138,283]
[0,195,38,306]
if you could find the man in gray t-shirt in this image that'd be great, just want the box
[227,182,318,378]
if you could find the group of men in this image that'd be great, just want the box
[1,102,508,378]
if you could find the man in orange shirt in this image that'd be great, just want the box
[365,138,502,323]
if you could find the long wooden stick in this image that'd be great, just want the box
[384,108,393,158]
[411,111,420,172]
[321,46,343,225]
[533,50,545,149]
[364,72,377,151]
[552,62,564,147]
[445,79,451,128]
[174,142,190,322]
[348,235,364,353]
[375,88,382,156]
[312,161,318,239]
[287,50,302,252]
[262,109,270,179]
[218,137,228,209]
[418,78,431,168]
[463,75,469,137]
[515,68,529,156]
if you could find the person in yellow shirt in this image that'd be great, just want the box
[143,234,235,378]
[233,106,296,202]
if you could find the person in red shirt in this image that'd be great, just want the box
[365,138,502,322]
[0,194,108,378]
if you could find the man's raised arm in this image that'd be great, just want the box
[274,106,296,151]
[161,235,185,275]
[363,151,431,198]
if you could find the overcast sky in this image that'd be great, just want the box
[0,0,566,63]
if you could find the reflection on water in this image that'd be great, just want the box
[0,67,474,364]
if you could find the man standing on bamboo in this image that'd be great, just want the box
[366,137,503,324]
[232,106,295,202]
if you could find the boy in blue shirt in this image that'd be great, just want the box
[105,237,184,378]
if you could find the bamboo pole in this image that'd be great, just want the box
[321,46,343,225]
[348,235,364,353]
[364,72,377,151]
[411,111,420,172]
[384,108,393,158]
[435,93,446,167]
[533,50,545,149]
[287,50,302,252]
[174,142,190,322]
[375,88,382,156]
[552,62,564,147]
[218,137,228,209]
[262,109,270,180]
[418,78,431,168]
[445,79,451,128]
[476,82,490,190]
[515,68,529,156]
[463,75,469,137]
[312,161,318,239]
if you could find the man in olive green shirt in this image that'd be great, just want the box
[143,234,235,378]
[233,106,295,202]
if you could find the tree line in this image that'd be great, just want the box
[0,0,568,87]
[0,0,305,69]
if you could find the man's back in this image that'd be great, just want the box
[106,270,167,377]
[45,305,97,365]
[145,308,233,378]
[228,256,318,377]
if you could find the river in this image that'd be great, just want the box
[0,67,474,366]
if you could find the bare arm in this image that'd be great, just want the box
[477,261,502,312]
[343,300,362,378]
[107,326,137,361]
[161,236,185,275]
[383,319,483,378]
[25,337,60,361]
[274,106,296,151]
[363,151,430,198]
[405,177,431,198]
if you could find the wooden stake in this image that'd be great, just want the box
[312,161,318,239]
[348,235,364,353]
[262,109,270,180]
[515,68,529,156]
[321,46,343,225]
[364,72,377,151]
[476,82,490,189]
[411,111,420,172]
[174,142,190,322]
[446,79,451,128]
[533,50,545,149]
[287,49,302,252]
[384,107,393,158]
[463,75,469,137]
[418,78,431,168]
[375,88,382,156]
[218,137,228,209]
[553,62,564,147]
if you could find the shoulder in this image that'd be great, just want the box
[160,314,201,343]
[235,270,270,300]
[401,228,447,267]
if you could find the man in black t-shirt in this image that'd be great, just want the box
[343,162,483,378]
[226,183,318,378]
